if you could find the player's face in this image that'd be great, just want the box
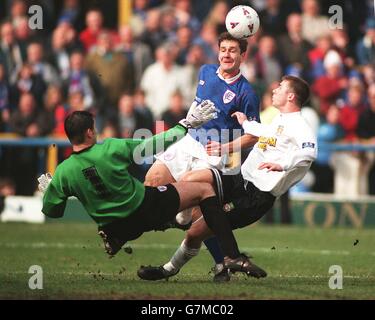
[272,80,290,107]
[218,40,244,76]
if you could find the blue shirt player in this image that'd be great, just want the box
[144,32,260,282]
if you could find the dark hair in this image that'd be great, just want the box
[218,32,248,54]
[282,75,310,106]
[64,111,94,144]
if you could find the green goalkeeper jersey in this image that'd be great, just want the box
[42,125,187,226]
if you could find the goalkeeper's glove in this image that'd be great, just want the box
[37,173,52,194]
[179,100,217,129]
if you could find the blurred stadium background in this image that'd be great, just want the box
[0,0,374,299]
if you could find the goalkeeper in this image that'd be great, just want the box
[38,103,240,258]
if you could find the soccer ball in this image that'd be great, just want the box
[225,5,260,39]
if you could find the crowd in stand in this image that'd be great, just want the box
[0,0,374,196]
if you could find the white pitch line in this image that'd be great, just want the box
[0,242,369,256]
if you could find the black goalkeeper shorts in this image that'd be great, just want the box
[210,169,276,230]
[99,184,180,243]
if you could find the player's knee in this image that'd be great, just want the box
[180,171,197,183]
[144,172,160,187]
[200,182,215,199]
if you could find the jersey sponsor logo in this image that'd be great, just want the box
[302,142,315,149]
[157,186,168,192]
[257,136,277,151]
[199,80,205,85]
[223,90,236,104]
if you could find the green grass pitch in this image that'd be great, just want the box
[0,222,374,299]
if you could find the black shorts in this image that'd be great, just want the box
[99,184,180,243]
[210,169,276,230]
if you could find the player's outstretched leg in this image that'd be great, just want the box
[137,239,200,280]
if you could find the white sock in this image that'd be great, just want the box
[175,208,193,225]
[163,239,200,273]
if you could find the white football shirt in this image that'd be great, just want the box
[241,112,317,196]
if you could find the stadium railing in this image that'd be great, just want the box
[0,135,374,174]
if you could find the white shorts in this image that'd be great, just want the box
[155,135,227,181]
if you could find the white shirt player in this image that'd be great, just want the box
[241,111,317,197]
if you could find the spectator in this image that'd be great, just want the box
[175,25,193,65]
[308,35,332,80]
[66,91,85,113]
[357,84,375,194]
[362,64,375,87]
[259,0,287,36]
[311,104,343,193]
[48,22,83,80]
[356,17,375,65]
[278,13,312,78]
[116,25,153,88]
[133,88,154,133]
[140,42,187,119]
[139,9,165,54]
[0,21,26,84]
[9,92,43,137]
[27,42,61,86]
[357,84,375,141]
[0,63,10,131]
[79,8,105,52]
[63,51,101,111]
[8,0,27,27]
[85,31,135,113]
[339,84,366,142]
[160,8,178,42]
[192,22,218,64]
[312,50,348,116]
[10,63,47,108]
[13,16,40,47]
[161,90,187,130]
[330,28,356,70]
[180,44,206,104]
[301,0,330,45]
[8,93,45,195]
[58,0,84,31]
[174,0,201,36]
[115,93,153,138]
[203,0,228,35]
[100,120,119,139]
[255,35,283,87]
[38,85,67,137]
[129,0,151,37]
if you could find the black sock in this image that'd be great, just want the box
[199,196,240,259]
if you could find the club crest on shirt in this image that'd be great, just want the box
[223,90,236,104]
[276,125,284,136]
[163,149,176,161]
